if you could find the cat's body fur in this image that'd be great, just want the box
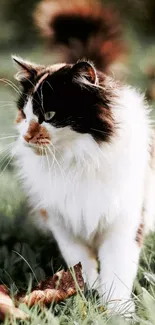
[13,60,155,312]
[10,0,155,315]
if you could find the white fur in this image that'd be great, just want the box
[14,82,154,313]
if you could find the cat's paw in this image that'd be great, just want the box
[82,269,99,291]
[104,299,135,317]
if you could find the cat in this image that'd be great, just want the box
[12,55,155,314]
[11,0,155,315]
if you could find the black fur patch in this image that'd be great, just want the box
[17,82,30,110]
[17,63,115,142]
[17,70,46,110]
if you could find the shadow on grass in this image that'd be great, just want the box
[0,210,66,292]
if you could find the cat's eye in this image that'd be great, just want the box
[44,111,56,121]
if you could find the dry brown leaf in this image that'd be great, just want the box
[0,263,84,319]
[0,285,29,321]
[17,263,84,307]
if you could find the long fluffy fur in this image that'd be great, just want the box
[34,0,125,70]
[12,51,154,313]
[14,78,154,312]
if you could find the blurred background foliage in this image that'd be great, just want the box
[0,0,155,297]
[1,0,155,49]
[0,0,39,49]
[1,0,155,89]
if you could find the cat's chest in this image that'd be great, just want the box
[21,150,126,235]
[18,139,145,237]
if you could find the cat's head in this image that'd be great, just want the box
[13,56,114,151]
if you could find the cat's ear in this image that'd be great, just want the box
[71,61,98,85]
[12,55,44,83]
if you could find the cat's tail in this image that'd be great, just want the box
[34,0,125,71]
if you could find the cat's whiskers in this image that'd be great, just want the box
[24,77,38,92]
[40,146,45,171]
[47,140,65,163]
[0,141,17,164]
[0,99,16,103]
[45,143,57,181]
[0,150,11,167]
[55,115,72,125]
[40,82,45,115]
[0,144,17,177]
[1,78,21,92]
[0,78,22,97]
[46,143,56,171]
[45,147,53,190]
[27,94,40,108]
[24,77,42,107]
[0,79,35,107]
[89,127,113,164]
[0,135,18,141]
[46,80,54,92]
[90,127,110,135]
[0,104,14,108]
[31,202,42,213]
[0,138,18,163]
[0,141,16,156]
[0,132,17,136]
[48,138,96,175]
[46,145,68,182]
[47,140,90,183]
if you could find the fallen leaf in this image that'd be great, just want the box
[17,263,84,307]
[0,285,29,321]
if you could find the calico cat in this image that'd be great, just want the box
[12,0,155,315]
[12,56,155,313]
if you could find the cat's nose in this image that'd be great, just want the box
[23,120,50,144]
[24,120,40,143]
[24,132,33,143]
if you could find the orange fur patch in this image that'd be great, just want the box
[150,131,155,169]
[15,110,25,124]
[135,223,144,247]
[40,209,48,222]
[34,72,49,92]
[24,120,50,145]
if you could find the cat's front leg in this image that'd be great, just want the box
[98,218,142,315]
[51,223,99,289]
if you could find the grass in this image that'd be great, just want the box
[0,38,155,324]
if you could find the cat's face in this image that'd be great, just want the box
[13,56,114,152]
